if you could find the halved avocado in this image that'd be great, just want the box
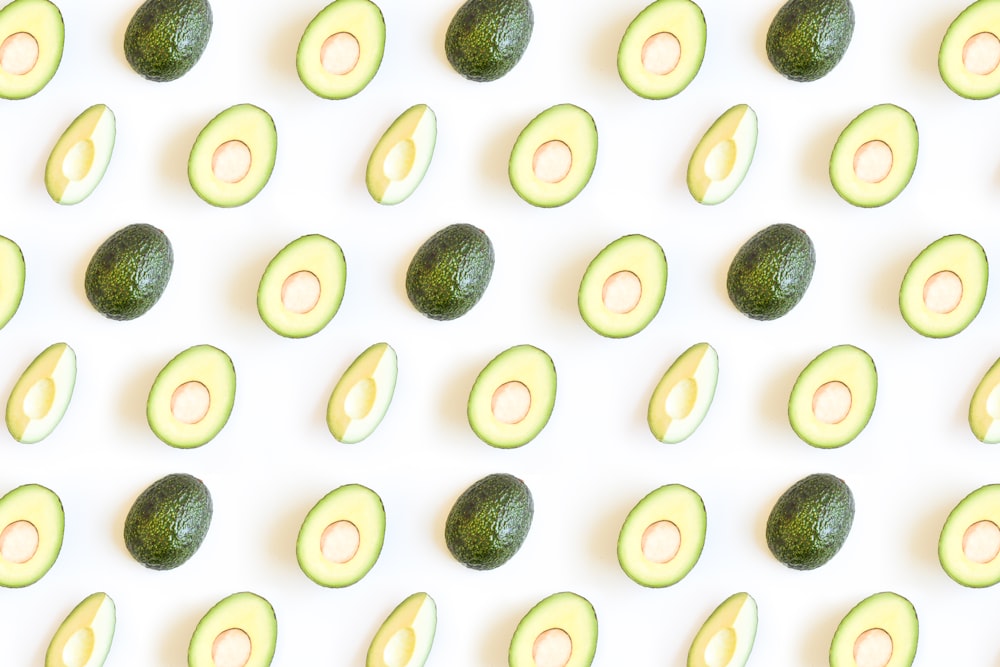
[0,483,63,587]
[969,356,1000,443]
[257,234,346,339]
[366,592,436,667]
[617,0,706,99]
[508,591,598,667]
[940,0,1000,99]
[467,344,556,449]
[45,592,116,667]
[509,103,598,208]
[788,344,877,449]
[146,344,236,449]
[687,104,758,205]
[296,0,385,100]
[829,591,918,667]
[939,483,1000,587]
[188,103,277,208]
[617,483,706,587]
[0,234,25,330]
[829,103,918,208]
[327,342,397,444]
[0,0,63,100]
[647,342,718,444]
[899,234,988,338]
[6,341,75,444]
[578,234,667,338]
[188,591,277,667]
[687,592,757,667]
[45,103,115,205]
[296,483,385,587]
[366,104,437,205]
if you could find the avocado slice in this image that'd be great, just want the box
[766,472,854,570]
[0,234,25,330]
[0,0,63,99]
[508,591,597,667]
[445,472,533,570]
[146,344,236,449]
[84,222,173,321]
[969,356,1000,443]
[829,103,918,208]
[788,344,877,449]
[327,342,397,444]
[366,104,437,205]
[188,103,277,208]
[45,592,116,667]
[617,0,706,99]
[296,0,385,99]
[0,483,63,587]
[366,592,436,667]
[467,344,556,449]
[727,223,816,321]
[444,0,533,82]
[123,472,212,571]
[687,104,758,205]
[765,0,854,82]
[829,591,918,667]
[5,341,75,444]
[296,483,385,587]
[686,592,757,667]
[187,591,276,667]
[508,103,598,208]
[940,0,1000,99]
[939,483,1000,587]
[405,223,495,321]
[617,483,706,587]
[123,0,212,82]
[647,342,718,444]
[44,104,116,206]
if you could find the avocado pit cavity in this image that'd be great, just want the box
[211,627,252,667]
[321,31,360,75]
[321,519,361,564]
[641,32,681,75]
[602,270,642,314]
[812,380,852,425]
[281,270,322,314]
[963,31,1000,75]
[853,140,893,184]
[170,381,211,425]
[62,626,97,665]
[923,270,963,314]
[0,519,39,564]
[62,138,96,182]
[962,519,1000,563]
[23,377,55,420]
[212,140,252,184]
[641,519,681,563]
[533,140,573,184]
[704,627,738,666]
[492,380,531,425]
[853,628,893,667]
[532,627,573,667]
[0,32,38,76]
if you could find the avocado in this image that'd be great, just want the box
[617,0,706,99]
[405,222,494,321]
[899,234,988,339]
[467,344,556,449]
[938,483,1000,587]
[727,222,815,321]
[366,592,437,667]
[45,592,116,667]
[687,592,757,667]
[0,0,63,99]
[788,344,877,449]
[509,103,598,208]
[45,104,116,205]
[445,0,533,82]
[829,591,918,667]
[647,342,718,444]
[578,234,667,339]
[123,472,212,571]
[5,341,76,444]
[123,0,212,82]
[366,103,437,205]
[188,103,277,208]
[969,356,1000,443]
[0,234,24,330]
[296,0,385,99]
[687,103,758,205]
[766,472,854,570]
[617,483,706,587]
[84,222,173,321]
[939,0,1000,99]
[327,342,398,444]
[146,344,236,449]
[188,591,276,667]
[444,472,533,570]
[296,483,385,587]
[0,483,63,587]
[508,591,598,667]
[765,0,854,82]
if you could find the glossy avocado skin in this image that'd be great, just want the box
[445,0,533,82]
[765,472,854,570]
[766,0,854,82]
[444,472,533,570]
[124,0,213,82]
[123,472,212,571]
[84,223,173,321]
[727,223,815,321]
[405,223,494,321]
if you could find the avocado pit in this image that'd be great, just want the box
[211,627,252,667]
[641,32,681,75]
[211,140,252,184]
[853,627,893,667]
[532,627,573,667]
[170,381,211,425]
[532,140,573,183]
[321,519,361,564]
[641,519,681,563]
[853,140,893,184]
[491,380,531,425]
[812,380,852,425]
[963,31,1000,75]
[281,270,322,314]
[321,31,361,75]
[0,519,39,564]
[962,519,1000,564]
[602,270,642,314]
[0,32,38,76]
[923,270,963,314]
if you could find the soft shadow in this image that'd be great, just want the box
[119,358,166,432]
[587,9,630,86]
[871,246,914,330]
[550,245,595,331]
[227,245,276,326]
[481,602,526,665]
[479,117,524,196]
[267,8,312,80]
[762,355,802,429]
[159,602,202,665]
[800,605,843,665]
[269,493,314,572]
[799,115,843,192]
[911,11,955,83]
[160,117,206,197]
[439,356,482,435]
[589,495,633,572]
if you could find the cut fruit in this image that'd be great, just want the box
[45,103,115,205]
[0,234,25,330]
[687,103,758,205]
[0,482,63,587]
[366,103,437,205]
[45,591,116,667]
[939,483,1000,587]
[647,342,718,444]
[829,591,918,667]
[296,0,386,99]
[617,0,707,99]
[297,483,385,587]
[366,592,437,667]
[687,592,758,667]
[970,356,1000,443]
[0,0,64,99]
[188,591,277,667]
[939,0,1000,99]
[508,591,598,667]
[326,342,397,444]
[5,341,75,444]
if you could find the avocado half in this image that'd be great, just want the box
[0,483,64,587]
[939,0,1000,99]
[296,0,386,99]
[939,483,1000,587]
[828,591,919,667]
[508,591,597,667]
[188,591,277,667]
[617,0,706,99]
[0,235,24,330]
[970,356,1000,443]
[0,0,64,99]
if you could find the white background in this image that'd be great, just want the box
[4,0,1000,665]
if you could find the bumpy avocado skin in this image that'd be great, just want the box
[445,472,533,570]
[445,0,533,82]
[124,0,213,82]
[765,0,854,82]
[727,223,815,321]
[123,472,212,571]
[84,223,173,321]
[405,223,495,321]
[765,472,854,570]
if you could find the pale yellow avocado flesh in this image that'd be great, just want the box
[0,483,64,588]
[5,342,76,444]
[618,0,707,99]
[687,104,757,205]
[0,0,64,100]
[366,592,437,667]
[366,104,437,205]
[297,0,386,99]
[687,592,758,667]
[940,0,1000,99]
[327,342,397,443]
[187,591,277,667]
[0,234,25,330]
[647,342,718,443]
[970,356,1000,443]
[297,484,385,588]
[45,592,116,667]
[45,103,115,205]
[829,591,918,667]
[508,591,598,667]
[938,483,1000,587]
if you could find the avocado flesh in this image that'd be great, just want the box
[647,342,718,444]
[788,344,877,449]
[84,222,173,321]
[969,356,1000,443]
[188,591,276,667]
[405,223,495,321]
[0,0,63,99]
[123,472,212,571]
[188,103,277,208]
[45,104,116,205]
[366,592,437,667]
[766,472,854,570]
[765,0,854,82]
[45,592,116,667]
[899,234,987,338]
[618,0,706,99]
[0,483,63,588]
[366,104,437,205]
[829,591,918,667]
[445,0,533,82]
[508,591,597,667]
[297,484,385,587]
[467,344,556,449]
[445,472,533,570]
[509,103,598,208]
[687,592,758,667]
[687,104,758,205]
[940,0,1000,99]
[327,342,397,444]
[123,0,212,82]
[0,235,25,330]
[618,483,706,587]
[6,341,76,444]
[939,483,1000,587]
[727,223,816,321]
[296,0,385,99]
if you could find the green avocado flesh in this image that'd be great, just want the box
[727,223,816,321]
[327,342,397,444]
[0,234,25,330]
[939,483,1000,587]
[84,222,173,321]
[6,341,76,444]
[445,472,533,570]
[296,483,385,587]
[467,344,556,449]
[367,103,437,205]
[123,472,212,571]
[618,483,706,587]
[366,592,437,667]
[940,0,1000,99]
[829,591,918,667]
[617,0,706,99]
[123,0,212,82]
[509,103,598,208]
[188,592,276,667]
[687,592,758,667]
[899,234,987,338]
[297,0,385,99]
[45,592,116,667]
[788,344,877,449]
[0,483,63,587]
[766,472,854,570]
[45,103,115,205]
[765,0,854,82]
[508,591,597,667]
[445,0,533,82]
[188,103,277,208]
[687,104,758,205]
[970,356,1000,443]
[648,342,718,444]
[146,344,236,449]
[0,0,64,99]
[405,223,495,321]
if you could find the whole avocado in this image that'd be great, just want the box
[766,0,854,82]
[766,472,854,570]
[727,223,815,321]
[445,472,533,570]
[445,0,534,82]
[124,0,213,82]
[406,223,495,321]
[123,472,213,570]
[85,223,173,321]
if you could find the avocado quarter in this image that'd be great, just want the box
[123,0,212,82]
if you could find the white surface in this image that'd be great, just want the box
[4,0,1000,664]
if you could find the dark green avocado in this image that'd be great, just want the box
[84,223,173,321]
[727,223,815,321]
[123,0,213,82]
[444,472,533,570]
[765,472,854,570]
[445,0,533,82]
[765,0,854,82]
[123,472,212,570]
[405,223,494,321]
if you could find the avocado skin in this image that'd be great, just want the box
[766,472,854,570]
[766,0,854,82]
[445,0,533,82]
[123,472,212,570]
[85,223,173,321]
[406,223,495,321]
[445,472,533,570]
[727,223,815,321]
[124,0,213,82]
